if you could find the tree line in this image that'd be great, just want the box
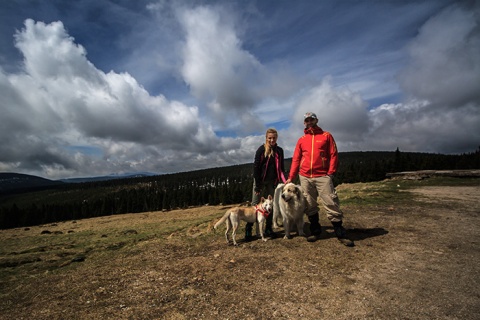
[1,149,479,229]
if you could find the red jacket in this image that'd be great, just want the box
[288,125,339,180]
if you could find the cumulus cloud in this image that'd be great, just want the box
[292,78,369,139]
[178,5,266,133]
[0,19,251,178]
[386,3,480,153]
[283,3,480,155]
[364,97,479,154]
[399,4,480,107]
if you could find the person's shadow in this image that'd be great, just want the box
[345,227,389,241]
[304,223,389,241]
[245,223,388,243]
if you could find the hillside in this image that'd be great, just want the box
[0,177,478,319]
[0,172,64,193]
[59,172,157,183]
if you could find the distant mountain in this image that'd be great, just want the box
[59,172,158,183]
[0,172,64,193]
[0,172,158,193]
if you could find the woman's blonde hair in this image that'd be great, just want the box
[264,128,278,157]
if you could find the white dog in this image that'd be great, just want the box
[273,183,306,239]
[214,195,273,246]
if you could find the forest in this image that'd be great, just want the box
[1,149,479,229]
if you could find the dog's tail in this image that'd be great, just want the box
[273,183,284,228]
[213,211,231,230]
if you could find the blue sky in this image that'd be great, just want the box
[0,0,479,179]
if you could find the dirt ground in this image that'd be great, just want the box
[0,182,479,319]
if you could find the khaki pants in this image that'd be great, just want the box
[299,175,343,223]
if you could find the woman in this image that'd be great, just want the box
[245,128,286,241]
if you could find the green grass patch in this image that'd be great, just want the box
[338,177,479,207]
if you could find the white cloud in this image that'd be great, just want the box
[283,4,480,155]
[388,3,480,153]
[398,3,480,107]
[293,78,370,140]
[178,5,266,133]
[0,19,254,179]
[364,99,479,154]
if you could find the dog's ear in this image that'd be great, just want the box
[295,186,301,195]
[268,194,272,200]
[260,197,265,202]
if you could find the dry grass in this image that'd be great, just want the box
[1,178,479,319]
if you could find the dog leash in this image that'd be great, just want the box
[275,152,286,183]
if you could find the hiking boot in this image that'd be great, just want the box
[264,228,277,239]
[332,221,354,247]
[307,213,322,242]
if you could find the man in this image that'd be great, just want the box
[286,112,354,247]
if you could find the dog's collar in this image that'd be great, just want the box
[255,206,270,218]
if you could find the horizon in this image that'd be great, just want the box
[2,148,478,181]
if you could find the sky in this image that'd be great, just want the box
[0,0,479,180]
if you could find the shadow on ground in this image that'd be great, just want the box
[242,223,389,243]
